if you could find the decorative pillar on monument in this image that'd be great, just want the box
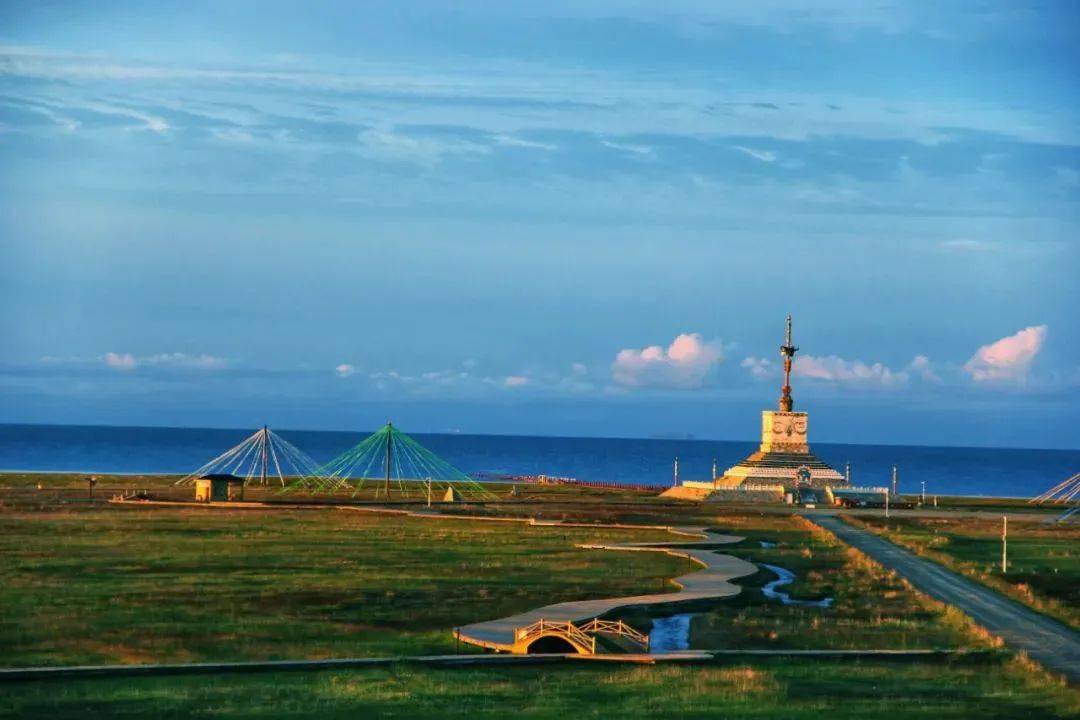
[779,314,798,412]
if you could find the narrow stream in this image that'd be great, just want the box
[647,562,833,652]
[647,613,693,652]
[760,563,833,608]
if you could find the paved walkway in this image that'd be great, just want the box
[456,527,757,653]
[811,515,1080,684]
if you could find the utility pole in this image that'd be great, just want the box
[673,457,680,487]
[261,425,269,486]
[384,422,393,497]
[891,465,898,497]
[1001,515,1008,574]
[845,461,851,484]
[426,477,432,508]
[885,488,889,519]
[921,480,926,505]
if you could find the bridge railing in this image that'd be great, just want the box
[580,619,649,649]
[514,618,649,654]
[514,619,597,654]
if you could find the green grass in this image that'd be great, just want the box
[852,515,1079,628]
[1,657,1076,719]
[0,471,659,506]
[616,513,993,650]
[0,506,685,666]
[0,483,1074,717]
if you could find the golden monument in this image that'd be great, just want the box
[713,315,846,489]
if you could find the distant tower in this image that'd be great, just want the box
[779,314,798,412]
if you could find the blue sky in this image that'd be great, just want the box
[1,1,1078,448]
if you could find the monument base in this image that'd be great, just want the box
[716,409,845,489]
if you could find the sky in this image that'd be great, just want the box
[1,1,1078,448]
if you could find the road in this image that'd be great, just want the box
[810,515,1080,684]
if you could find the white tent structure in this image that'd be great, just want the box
[1030,471,1080,522]
[175,426,322,487]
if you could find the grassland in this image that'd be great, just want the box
[0,473,1075,717]
[0,471,657,506]
[2,499,995,665]
[639,514,992,650]
[0,506,684,666]
[2,658,1077,719]
[850,515,1079,629]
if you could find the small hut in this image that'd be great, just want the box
[194,473,245,502]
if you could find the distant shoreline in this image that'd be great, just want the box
[0,469,1039,501]
[1,421,1076,454]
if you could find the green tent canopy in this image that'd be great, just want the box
[287,422,495,500]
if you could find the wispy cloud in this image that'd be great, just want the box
[335,363,356,377]
[941,239,991,252]
[740,356,775,379]
[732,145,777,163]
[356,126,490,166]
[103,352,138,371]
[601,139,656,158]
[494,134,557,151]
[1,43,1075,149]
[907,355,941,383]
[49,352,228,372]
[794,354,908,388]
[142,353,227,369]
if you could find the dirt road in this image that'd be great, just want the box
[811,515,1080,684]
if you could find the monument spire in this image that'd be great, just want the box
[779,314,798,412]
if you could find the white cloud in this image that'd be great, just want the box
[601,139,656,158]
[494,134,557,151]
[335,363,356,377]
[571,362,588,376]
[76,99,169,133]
[732,145,777,163]
[907,355,941,383]
[741,356,775,379]
[356,126,489,166]
[2,44,1074,148]
[964,325,1047,383]
[49,352,225,372]
[794,354,908,388]
[941,239,990,252]
[102,352,137,371]
[612,333,724,389]
[503,375,529,387]
[144,353,227,369]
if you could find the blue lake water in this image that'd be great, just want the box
[0,423,1076,498]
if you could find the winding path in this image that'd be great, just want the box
[456,527,757,653]
[811,515,1080,684]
